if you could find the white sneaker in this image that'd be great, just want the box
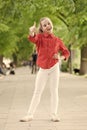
[20,115,33,122]
[51,114,60,122]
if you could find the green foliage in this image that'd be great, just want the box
[0,24,18,57]
[61,61,69,72]
[66,0,87,48]
[16,35,33,61]
[0,23,9,32]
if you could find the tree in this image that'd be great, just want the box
[51,0,87,74]
[0,0,34,64]
[69,0,87,75]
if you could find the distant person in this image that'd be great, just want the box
[31,50,37,74]
[0,62,8,75]
[9,62,16,75]
[20,17,70,122]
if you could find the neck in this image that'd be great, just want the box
[44,31,52,34]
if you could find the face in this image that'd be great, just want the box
[40,18,53,34]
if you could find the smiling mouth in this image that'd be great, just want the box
[47,28,51,31]
[47,26,52,31]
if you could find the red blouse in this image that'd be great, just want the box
[28,33,70,69]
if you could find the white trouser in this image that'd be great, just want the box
[27,63,60,117]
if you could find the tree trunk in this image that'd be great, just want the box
[80,46,87,75]
[0,55,3,65]
[12,53,17,65]
[68,44,73,74]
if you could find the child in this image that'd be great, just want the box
[20,17,70,122]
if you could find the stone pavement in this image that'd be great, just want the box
[0,66,87,130]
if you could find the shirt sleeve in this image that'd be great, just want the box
[28,34,40,45]
[58,38,70,60]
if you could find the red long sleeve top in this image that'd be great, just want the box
[28,33,70,69]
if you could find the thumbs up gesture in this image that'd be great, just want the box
[33,22,36,27]
[29,22,37,37]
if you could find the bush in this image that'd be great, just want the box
[61,61,69,72]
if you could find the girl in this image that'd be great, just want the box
[20,17,70,122]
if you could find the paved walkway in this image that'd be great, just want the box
[0,66,87,130]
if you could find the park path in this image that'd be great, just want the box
[0,66,87,130]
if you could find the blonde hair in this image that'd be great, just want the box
[38,17,53,33]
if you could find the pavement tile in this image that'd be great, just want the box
[0,123,5,130]
[28,126,56,130]
[0,67,87,130]
[5,125,28,130]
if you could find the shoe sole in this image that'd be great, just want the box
[20,118,33,122]
[51,119,60,122]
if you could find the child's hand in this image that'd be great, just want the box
[53,54,65,60]
[29,22,37,36]
[53,54,59,59]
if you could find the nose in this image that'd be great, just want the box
[47,24,50,27]
[47,24,50,29]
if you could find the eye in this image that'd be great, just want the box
[48,22,50,25]
[43,24,46,27]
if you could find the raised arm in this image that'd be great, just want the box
[28,22,40,44]
[29,22,37,37]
